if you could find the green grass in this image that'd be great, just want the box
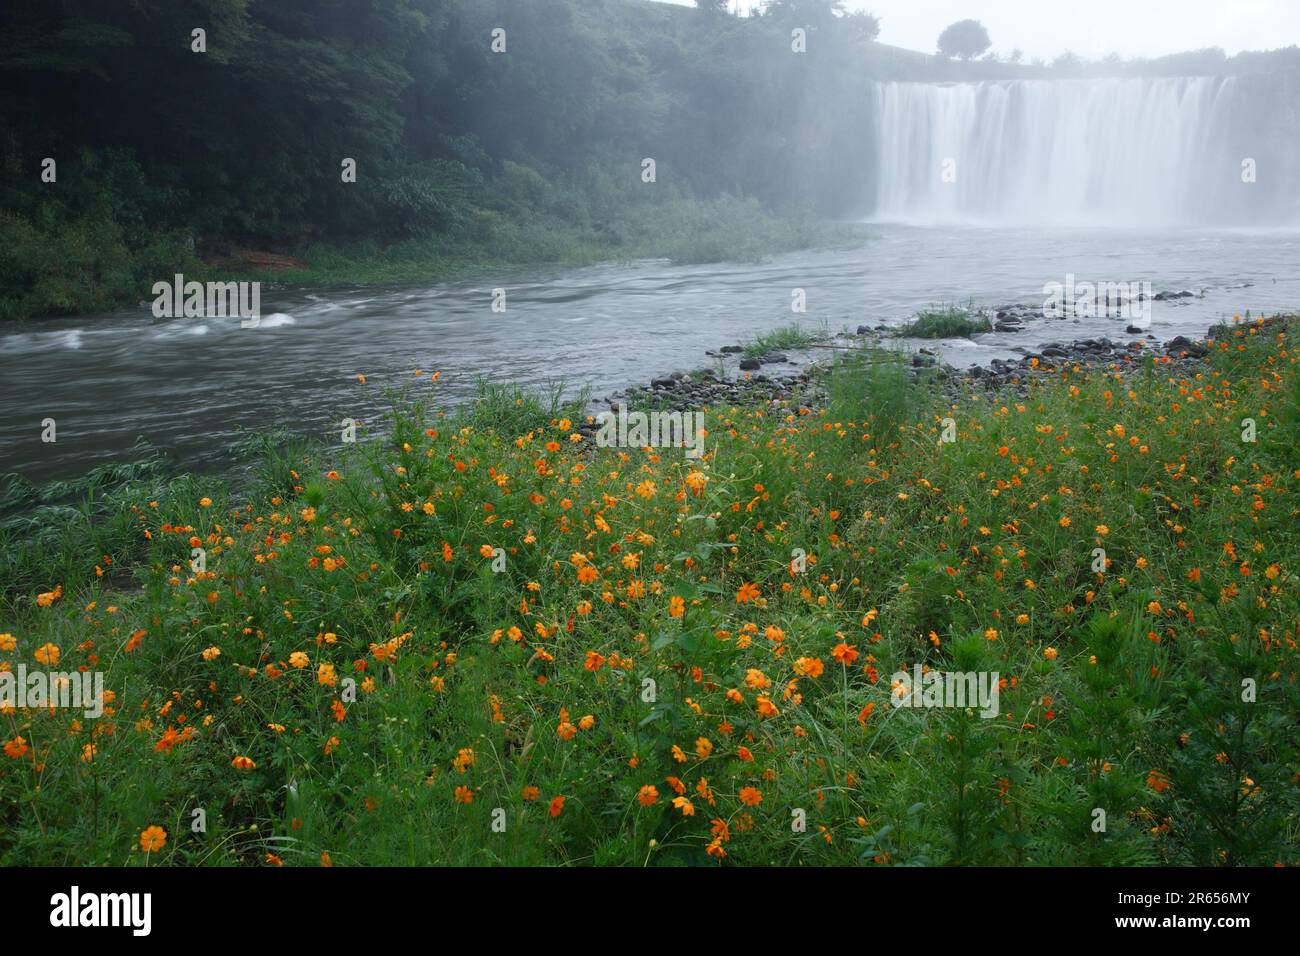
[1,316,1297,866]
[741,322,831,358]
[900,301,992,338]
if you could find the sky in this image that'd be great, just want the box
[651,0,1300,61]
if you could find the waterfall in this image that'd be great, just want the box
[872,76,1291,226]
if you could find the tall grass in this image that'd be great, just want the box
[1,317,1296,867]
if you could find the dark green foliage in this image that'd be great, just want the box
[0,0,887,320]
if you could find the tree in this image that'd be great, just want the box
[764,0,844,27]
[843,10,881,42]
[936,19,990,60]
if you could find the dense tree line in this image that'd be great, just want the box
[0,0,898,317]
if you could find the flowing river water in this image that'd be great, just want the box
[2,223,1298,485]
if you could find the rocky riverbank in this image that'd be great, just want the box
[593,311,1290,423]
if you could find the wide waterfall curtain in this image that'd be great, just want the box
[872,77,1295,226]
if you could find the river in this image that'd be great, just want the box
[2,223,1298,484]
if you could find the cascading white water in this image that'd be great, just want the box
[872,77,1269,226]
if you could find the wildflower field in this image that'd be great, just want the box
[2,317,1297,867]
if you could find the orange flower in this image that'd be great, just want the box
[735,582,760,603]
[231,755,256,771]
[549,795,566,818]
[637,785,659,806]
[33,642,60,666]
[794,656,824,678]
[739,786,763,807]
[4,737,29,759]
[139,826,168,853]
[556,708,577,741]
[668,595,685,618]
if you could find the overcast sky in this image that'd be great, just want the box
[652,0,1300,61]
